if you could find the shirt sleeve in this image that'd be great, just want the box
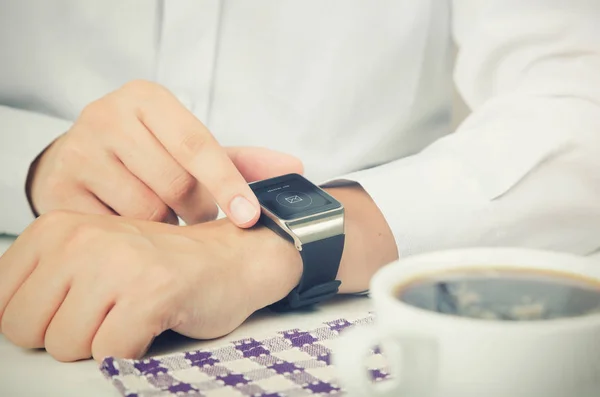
[0,106,72,235]
[324,0,600,257]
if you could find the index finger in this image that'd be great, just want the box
[132,84,260,227]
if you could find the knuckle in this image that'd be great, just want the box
[147,204,172,223]
[133,199,171,222]
[31,210,73,235]
[165,173,196,202]
[207,174,238,200]
[179,132,212,160]
[120,79,161,97]
[42,175,70,197]
[63,222,105,257]
[79,99,108,123]
[80,92,131,126]
[55,138,87,168]
[119,185,161,220]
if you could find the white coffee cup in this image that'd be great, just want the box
[333,248,600,397]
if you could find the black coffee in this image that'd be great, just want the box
[396,268,600,321]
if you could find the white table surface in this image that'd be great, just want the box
[0,235,372,397]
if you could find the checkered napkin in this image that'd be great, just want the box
[100,314,391,396]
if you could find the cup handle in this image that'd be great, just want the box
[333,326,438,397]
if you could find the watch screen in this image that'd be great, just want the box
[250,173,341,220]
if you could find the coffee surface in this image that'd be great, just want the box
[397,268,600,321]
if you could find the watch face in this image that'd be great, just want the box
[250,173,342,220]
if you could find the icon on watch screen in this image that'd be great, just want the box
[284,195,303,204]
[276,191,312,209]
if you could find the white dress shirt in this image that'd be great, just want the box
[1,1,599,258]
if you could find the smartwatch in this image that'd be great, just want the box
[249,173,345,311]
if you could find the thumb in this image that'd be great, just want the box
[226,146,304,182]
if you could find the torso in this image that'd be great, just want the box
[0,0,453,181]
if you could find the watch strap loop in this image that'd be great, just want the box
[269,280,342,312]
[269,234,345,312]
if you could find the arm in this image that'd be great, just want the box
[255,0,600,302]
[350,0,600,257]
[0,195,394,361]
[0,106,71,235]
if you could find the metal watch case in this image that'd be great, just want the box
[258,202,344,252]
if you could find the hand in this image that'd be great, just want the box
[0,211,302,362]
[28,80,303,227]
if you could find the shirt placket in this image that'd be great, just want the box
[155,0,222,124]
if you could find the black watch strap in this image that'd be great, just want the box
[269,234,345,312]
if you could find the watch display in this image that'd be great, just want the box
[250,173,341,220]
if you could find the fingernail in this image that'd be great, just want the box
[229,196,258,224]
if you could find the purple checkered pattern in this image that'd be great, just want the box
[100,314,390,396]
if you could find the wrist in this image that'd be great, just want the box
[191,218,303,314]
[241,221,303,312]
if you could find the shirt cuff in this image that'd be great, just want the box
[319,113,568,258]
